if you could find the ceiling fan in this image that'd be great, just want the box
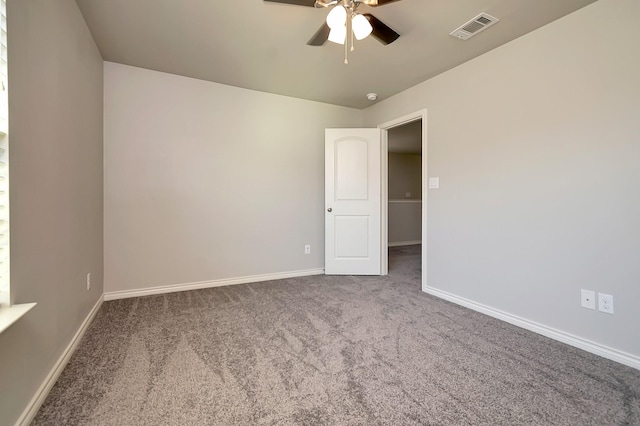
[264,0,401,63]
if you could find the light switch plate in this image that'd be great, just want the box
[428,177,440,189]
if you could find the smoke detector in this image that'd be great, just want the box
[367,93,378,101]
[450,13,499,40]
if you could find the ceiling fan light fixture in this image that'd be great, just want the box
[326,5,347,29]
[352,13,373,40]
[328,25,347,44]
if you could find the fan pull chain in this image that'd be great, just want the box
[350,14,355,52]
[344,14,349,64]
[345,0,351,63]
[344,38,348,64]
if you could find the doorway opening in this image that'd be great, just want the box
[379,110,427,289]
[387,120,422,275]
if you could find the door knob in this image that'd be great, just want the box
[327,208,332,212]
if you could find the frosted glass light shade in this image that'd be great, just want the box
[328,25,346,44]
[352,14,373,40]
[326,6,347,29]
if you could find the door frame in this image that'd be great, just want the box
[378,109,427,288]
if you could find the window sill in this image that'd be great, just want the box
[0,303,37,334]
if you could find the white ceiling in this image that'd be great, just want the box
[75,0,597,109]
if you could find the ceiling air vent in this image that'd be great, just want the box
[450,13,499,40]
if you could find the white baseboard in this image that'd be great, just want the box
[17,295,104,426]
[423,285,640,371]
[388,241,422,247]
[104,268,326,301]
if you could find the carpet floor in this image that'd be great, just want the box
[34,245,640,425]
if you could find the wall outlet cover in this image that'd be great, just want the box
[581,289,595,310]
[598,293,614,314]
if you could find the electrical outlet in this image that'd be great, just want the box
[304,245,311,255]
[86,273,91,291]
[580,289,595,310]
[598,293,614,314]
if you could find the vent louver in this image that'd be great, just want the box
[450,13,499,40]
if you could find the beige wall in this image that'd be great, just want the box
[365,0,640,358]
[0,0,104,424]
[388,202,421,245]
[388,153,421,200]
[104,62,363,295]
[388,153,421,244]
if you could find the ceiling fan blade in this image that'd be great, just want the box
[357,0,403,6]
[363,14,400,45]
[307,22,330,46]
[314,0,339,7]
[263,0,316,7]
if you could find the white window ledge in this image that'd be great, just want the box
[0,303,37,334]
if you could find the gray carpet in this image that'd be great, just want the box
[34,245,640,425]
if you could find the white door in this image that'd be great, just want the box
[325,128,381,275]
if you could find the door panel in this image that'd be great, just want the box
[336,139,369,200]
[335,216,369,258]
[325,128,381,275]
